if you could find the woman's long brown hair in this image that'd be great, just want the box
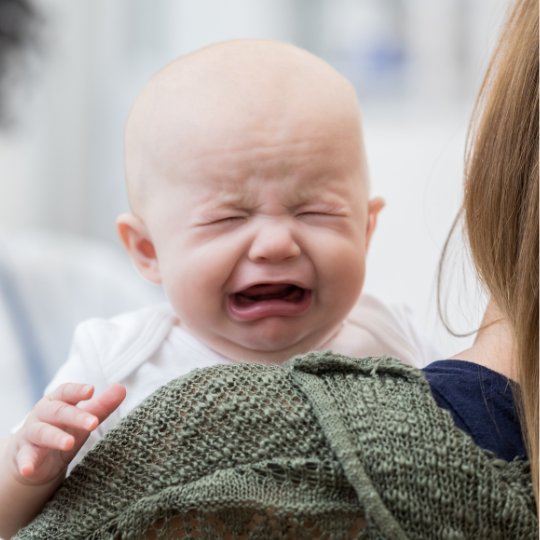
[461,0,539,501]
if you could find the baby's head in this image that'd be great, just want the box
[118,39,383,364]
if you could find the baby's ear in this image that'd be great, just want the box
[116,214,162,284]
[365,197,385,250]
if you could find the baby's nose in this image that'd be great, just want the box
[248,221,301,263]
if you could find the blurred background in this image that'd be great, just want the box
[0,0,509,436]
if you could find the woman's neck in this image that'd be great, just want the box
[450,300,518,381]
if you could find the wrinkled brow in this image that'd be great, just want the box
[202,179,345,211]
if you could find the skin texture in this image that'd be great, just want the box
[451,300,518,382]
[119,39,384,364]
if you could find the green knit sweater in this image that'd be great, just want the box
[15,353,537,540]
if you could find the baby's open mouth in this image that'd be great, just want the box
[228,284,312,321]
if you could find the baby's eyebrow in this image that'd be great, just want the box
[194,198,253,220]
[198,182,351,212]
[203,191,259,211]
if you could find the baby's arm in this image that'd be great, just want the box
[0,382,125,539]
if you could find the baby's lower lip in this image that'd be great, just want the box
[228,284,312,321]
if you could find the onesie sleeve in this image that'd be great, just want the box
[44,320,110,396]
[13,305,176,472]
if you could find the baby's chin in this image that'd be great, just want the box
[214,315,339,364]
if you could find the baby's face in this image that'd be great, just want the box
[125,111,378,364]
[120,40,382,363]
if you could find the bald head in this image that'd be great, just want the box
[125,39,367,214]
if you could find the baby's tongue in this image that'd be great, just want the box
[238,284,296,303]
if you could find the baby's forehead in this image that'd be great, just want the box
[143,108,369,220]
[126,40,367,213]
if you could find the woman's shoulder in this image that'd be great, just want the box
[422,359,526,461]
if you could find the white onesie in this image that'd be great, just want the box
[41,293,440,471]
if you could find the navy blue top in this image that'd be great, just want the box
[422,360,525,462]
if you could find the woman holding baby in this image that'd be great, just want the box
[2,0,538,538]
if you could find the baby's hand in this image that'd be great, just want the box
[9,383,126,486]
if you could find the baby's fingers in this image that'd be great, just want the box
[36,400,98,432]
[47,383,94,405]
[16,442,40,476]
[23,422,74,457]
[79,383,126,424]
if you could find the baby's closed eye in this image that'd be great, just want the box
[195,214,249,228]
[211,216,248,225]
[295,210,349,223]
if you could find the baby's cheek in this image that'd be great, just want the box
[316,240,366,307]
[163,247,233,321]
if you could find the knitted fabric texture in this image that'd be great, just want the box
[15,353,537,540]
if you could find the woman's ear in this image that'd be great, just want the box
[365,197,385,250]
[116,214,162,284]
